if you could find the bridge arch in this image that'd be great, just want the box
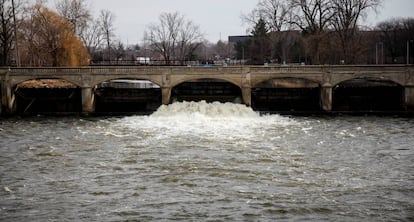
[13,78,82,114]
[93,78,162,114]
[90,76,163,89]
[252,77,321,88]
[12,77,81,89]
[333,77,405,112]
[170,76,242,89]
[330,73,406,87]
[171,78,242,104]
[251,75,322,88]
[252,77,322,112]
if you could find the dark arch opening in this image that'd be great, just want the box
[14,79,81,115]
[252,78,321,112]
[333,78,404,112]
[94,79,162,114]
[171,78,242,103]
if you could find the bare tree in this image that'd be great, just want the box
[331,0,382,63]
[144,12,203,65]
[289,0,335,64]
[176,19,203,64]
[98,9,115,60]
[55,0,91,37]
[242,0,293,63]
[243,0,291,32]
[81,18,102,58]
[377,17,414,64]
[290,0,334,33]
[244,0,336,64]
[214,40,234,60]
[145,12,182,65]
[0,0,24,66]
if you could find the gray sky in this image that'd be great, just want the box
[63,0,414,44]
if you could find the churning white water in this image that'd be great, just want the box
[153,101,259,117]
[0,101,413,221]
[113,101,297,142]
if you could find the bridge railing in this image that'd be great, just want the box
[2,67,90,75]
[1,65,412,77]
[250,65,411,73]
[250,66,326,73]
[0,66,248,75]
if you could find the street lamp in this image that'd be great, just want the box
[407,40,413,65]
[242,46,244,66]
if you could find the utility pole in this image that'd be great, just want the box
[11,0,20,67]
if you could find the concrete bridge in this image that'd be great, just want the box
[1,65,414,115]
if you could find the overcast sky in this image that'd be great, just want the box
[54,0,414,45]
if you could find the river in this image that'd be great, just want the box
[0,101,413,221]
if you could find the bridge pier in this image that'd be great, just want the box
[162,87,172,105]
[241,72,252,106]
[0,80,2,115]
[1,81,16,115]
[320,86,333,112]
[404,86,414,110]
[81,87,95,114]
[242,87,252,106]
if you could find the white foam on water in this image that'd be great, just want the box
[152,101,259,118]
[4,186,12,193]
[109,101,299,141]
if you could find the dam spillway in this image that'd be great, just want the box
[1,65,414,115]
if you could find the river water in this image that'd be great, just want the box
[0,101,413,221]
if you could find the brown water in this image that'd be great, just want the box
[1,101,413,221]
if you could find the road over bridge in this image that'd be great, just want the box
[1,65,414,115]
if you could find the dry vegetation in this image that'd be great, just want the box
[18,79,77,88]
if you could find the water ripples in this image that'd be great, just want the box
[1,103,413,221]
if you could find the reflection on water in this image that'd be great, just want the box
[0,101,413,221]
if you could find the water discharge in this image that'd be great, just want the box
[0,101,413,221]
[153,101,260,117]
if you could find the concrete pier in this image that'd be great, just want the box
[162,87,172,105]
[405,86,414,110]
[1,80,15,115]
[81,87,95,114]
[320,86,333,112]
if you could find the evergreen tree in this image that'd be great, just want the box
[250,18,270,64]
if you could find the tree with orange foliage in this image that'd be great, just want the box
[20,3,90,67]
